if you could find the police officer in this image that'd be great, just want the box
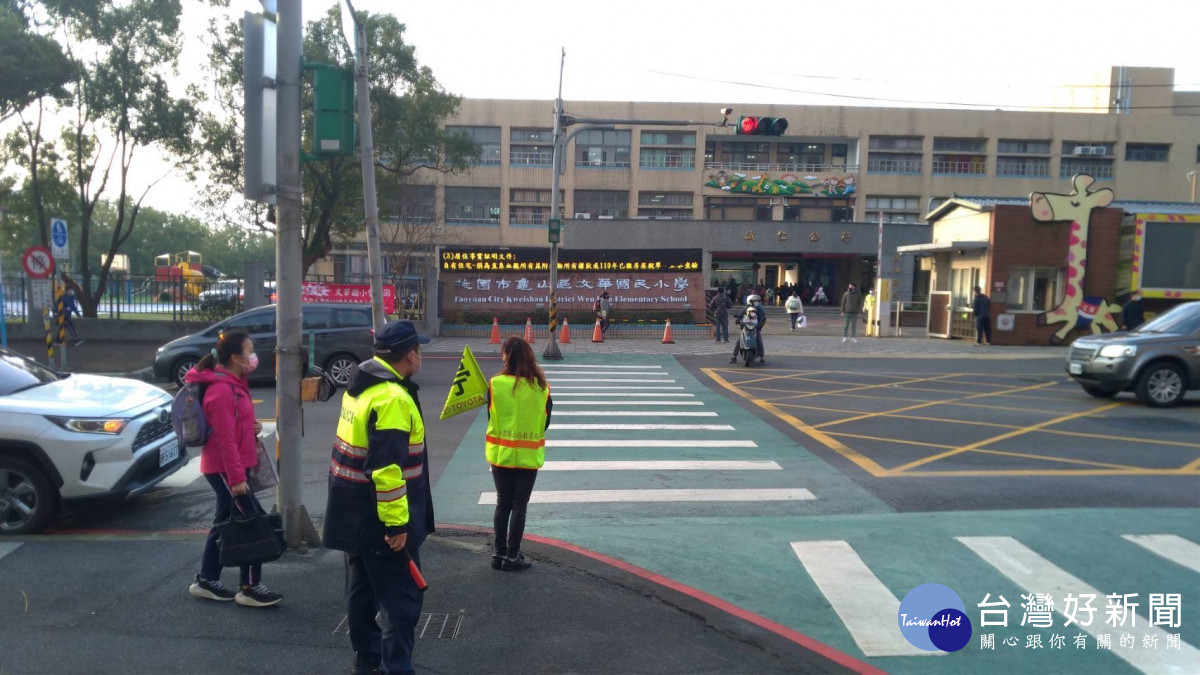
[323,320,435,675]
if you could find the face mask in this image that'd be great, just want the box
[243,352,259,373]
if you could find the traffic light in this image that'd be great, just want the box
[736,116,789,136]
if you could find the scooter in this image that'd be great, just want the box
[734,321,759,367]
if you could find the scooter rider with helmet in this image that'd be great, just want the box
[730,294,767,366]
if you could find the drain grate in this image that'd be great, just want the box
[418,612,463,639]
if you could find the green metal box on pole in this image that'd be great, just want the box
[312,66,355,156]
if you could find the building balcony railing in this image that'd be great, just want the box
[1060,162,1114,179]
[508,213,550,226]
[866,159,921,174]
[575,160,632,169]
[931,160,986,175]
[995,162,1050,178]
[704,161,857,174]
[509,151,554,167]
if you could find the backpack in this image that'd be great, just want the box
[593,297,602,313]
[172,381,212,448]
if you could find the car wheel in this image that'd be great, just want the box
[172,357,198,387]
[1081,385,1118,399]
[0,456,58,535]
[325,353,359,388]
[1135,362,1187,408]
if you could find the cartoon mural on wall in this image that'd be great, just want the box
[1029,174,1121,343]
[705,171,855,197]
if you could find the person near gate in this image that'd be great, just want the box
[323,320,436,675]
[731,294,767,366]
[1120,292,1145,331]
[593,291,612,335]
[785,292,805,331]
[972,286,992,346]
[486,336,553,571]
[185,331,282,608]
[710,289,732,343]
[58,287,84,346]
[840,283,863,343]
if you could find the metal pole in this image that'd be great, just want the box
[275,0,319,550]
[543,48,566,361]
[348,3,387,332]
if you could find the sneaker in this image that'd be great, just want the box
[235,583,283,607]
[502,553,532,571]
[74,340,85,346]
[841,337,847,343]
[729,358,737,363]
[758,360,766,367]
[851,338,858,343]
[351,658,381,675]
[491,554,505,570]
[189,576,236,602]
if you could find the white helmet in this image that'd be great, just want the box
[746,294,761,304]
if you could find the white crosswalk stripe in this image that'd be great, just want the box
[553,392,695,397]
[541,460,782,471]
[555,400,705,406]
[542,364,663,369]
[550,423,734,431]
[0,542,23,562]
[550,385,684,390]
[1121,534,1200,575]
[791,540,933,657]
[548,378,677,383]
[546,439,758,448]
[958,536,1200,674]
[554,411,718,417]
[479,488,815,504]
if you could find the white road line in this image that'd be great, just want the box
[549,423,734,431]
[554,411,717,417]
[959,536,1200,674]
[1121,534,1200,575]
[552,389,696,393]
[541,460,782,471]
[555,401,705,406]
[550,386,685,390]
[547,378,677,383]
[790,540,932,657]
[543,371,668,376]
[0,542,22,562]
[541,364,662,369]
[478,488,815,504]
[547,439,758,448]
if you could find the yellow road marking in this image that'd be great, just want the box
[887,401,1126,474]
[1181,455,1200,472]
[813,381,1060,430]
[779,404,1019,430]
[702,368,890,477]
[757,373,966,402]
[966,448,1146,471]
[758,387,1073,415]
[719,370,833,387]
[824,432,957,450]
[899,468,1200,477]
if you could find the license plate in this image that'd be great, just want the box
[159,440,180,468]
[1068,363,1083,375]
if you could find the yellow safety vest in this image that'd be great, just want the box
[331,357,426,529]
[485,374,549,470]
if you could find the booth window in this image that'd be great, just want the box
[1007,267,1064,311]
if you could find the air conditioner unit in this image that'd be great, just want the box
[573,213,591,219]
[597,215,614,220]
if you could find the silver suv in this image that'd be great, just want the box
[1065,301,1200,407]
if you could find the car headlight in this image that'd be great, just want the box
[45,416,129,434]
[1099,345,1136,359]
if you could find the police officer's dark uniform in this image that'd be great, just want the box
[323,321,435,675]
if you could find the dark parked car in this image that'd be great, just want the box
[1065,301,1200,407]
[153,303,376,387]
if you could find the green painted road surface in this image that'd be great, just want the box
[435,355,1200,674]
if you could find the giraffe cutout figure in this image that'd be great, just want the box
[1029,174,1121,344]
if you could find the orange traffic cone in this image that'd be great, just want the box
[662,319,675,344]
[489,317,501,344]
[591,317,604,343]
[559,318,572,344]
[523,317,534,343]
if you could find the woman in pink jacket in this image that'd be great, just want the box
[184,331,283,608]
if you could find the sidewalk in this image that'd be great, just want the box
[5,339,160,376]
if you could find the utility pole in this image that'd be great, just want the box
[345,0,387,332]
[543,48,566,361]
[275,0,319,550]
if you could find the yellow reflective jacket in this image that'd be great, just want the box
[485,374,550,469]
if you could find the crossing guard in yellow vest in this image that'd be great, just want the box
[485,337,552,572]
[322,320,434,675]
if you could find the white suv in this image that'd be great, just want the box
[0,347,184,534]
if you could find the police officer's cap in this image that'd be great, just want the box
[374,320,430,355]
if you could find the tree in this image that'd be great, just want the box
[196,7,477,275]
[7,0,199,316]
[0,0,72,123]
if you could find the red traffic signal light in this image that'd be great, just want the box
[736,116,789,136]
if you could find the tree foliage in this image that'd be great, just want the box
[0,0,73,122]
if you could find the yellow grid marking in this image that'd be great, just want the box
[824,431,957,450]
[965,448,1147,471]
[812,381,1060,430]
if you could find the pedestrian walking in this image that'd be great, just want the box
[58,288,84,346]
[765,287,775,307]
[840,283,863,343]
[1120,292,1145,331]
[323,320,436,675]
[785,292,805,330]
[186,331,283,608]
[972,286,992,346]
[594,291,612,335]
[487,337,552,571]
[710,289,732,342]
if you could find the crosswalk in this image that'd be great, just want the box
[790,533,1200,671]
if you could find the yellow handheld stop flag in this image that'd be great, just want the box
[440,345,489,420]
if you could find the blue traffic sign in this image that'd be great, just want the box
[50,218,68,258]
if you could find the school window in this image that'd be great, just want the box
[719,141,770,165]
[446,126,501,165]
[573,190,629,218]
[778,143,826,167]
[996,157,1050,177]
[933,138,987,175]
[640,131,696,146]
[637,192,693,219]
[1007,267,1064,312]
[444,187,501,224]
[575,130,631,168]
[998,139,1051,155]
[640,148,695,169]
[509,128,555,166]
[864,196,921,223]
[386,185,436,222]
[867,136,922,174]
[1125,143,1169,162]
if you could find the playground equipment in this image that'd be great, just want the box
[154,251,207,299]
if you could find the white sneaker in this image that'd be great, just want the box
[841,337,847,343]
[851,338,858,343]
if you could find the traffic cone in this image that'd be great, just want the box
[489,317,501,344]
[559,318,572,344]
[523,317,534,343]
[591,317,604,343]
[661,319,675,344]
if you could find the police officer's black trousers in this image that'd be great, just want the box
[345,547,423,675]
[491,466,539,558]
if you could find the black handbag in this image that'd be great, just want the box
[217,488,285,567]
